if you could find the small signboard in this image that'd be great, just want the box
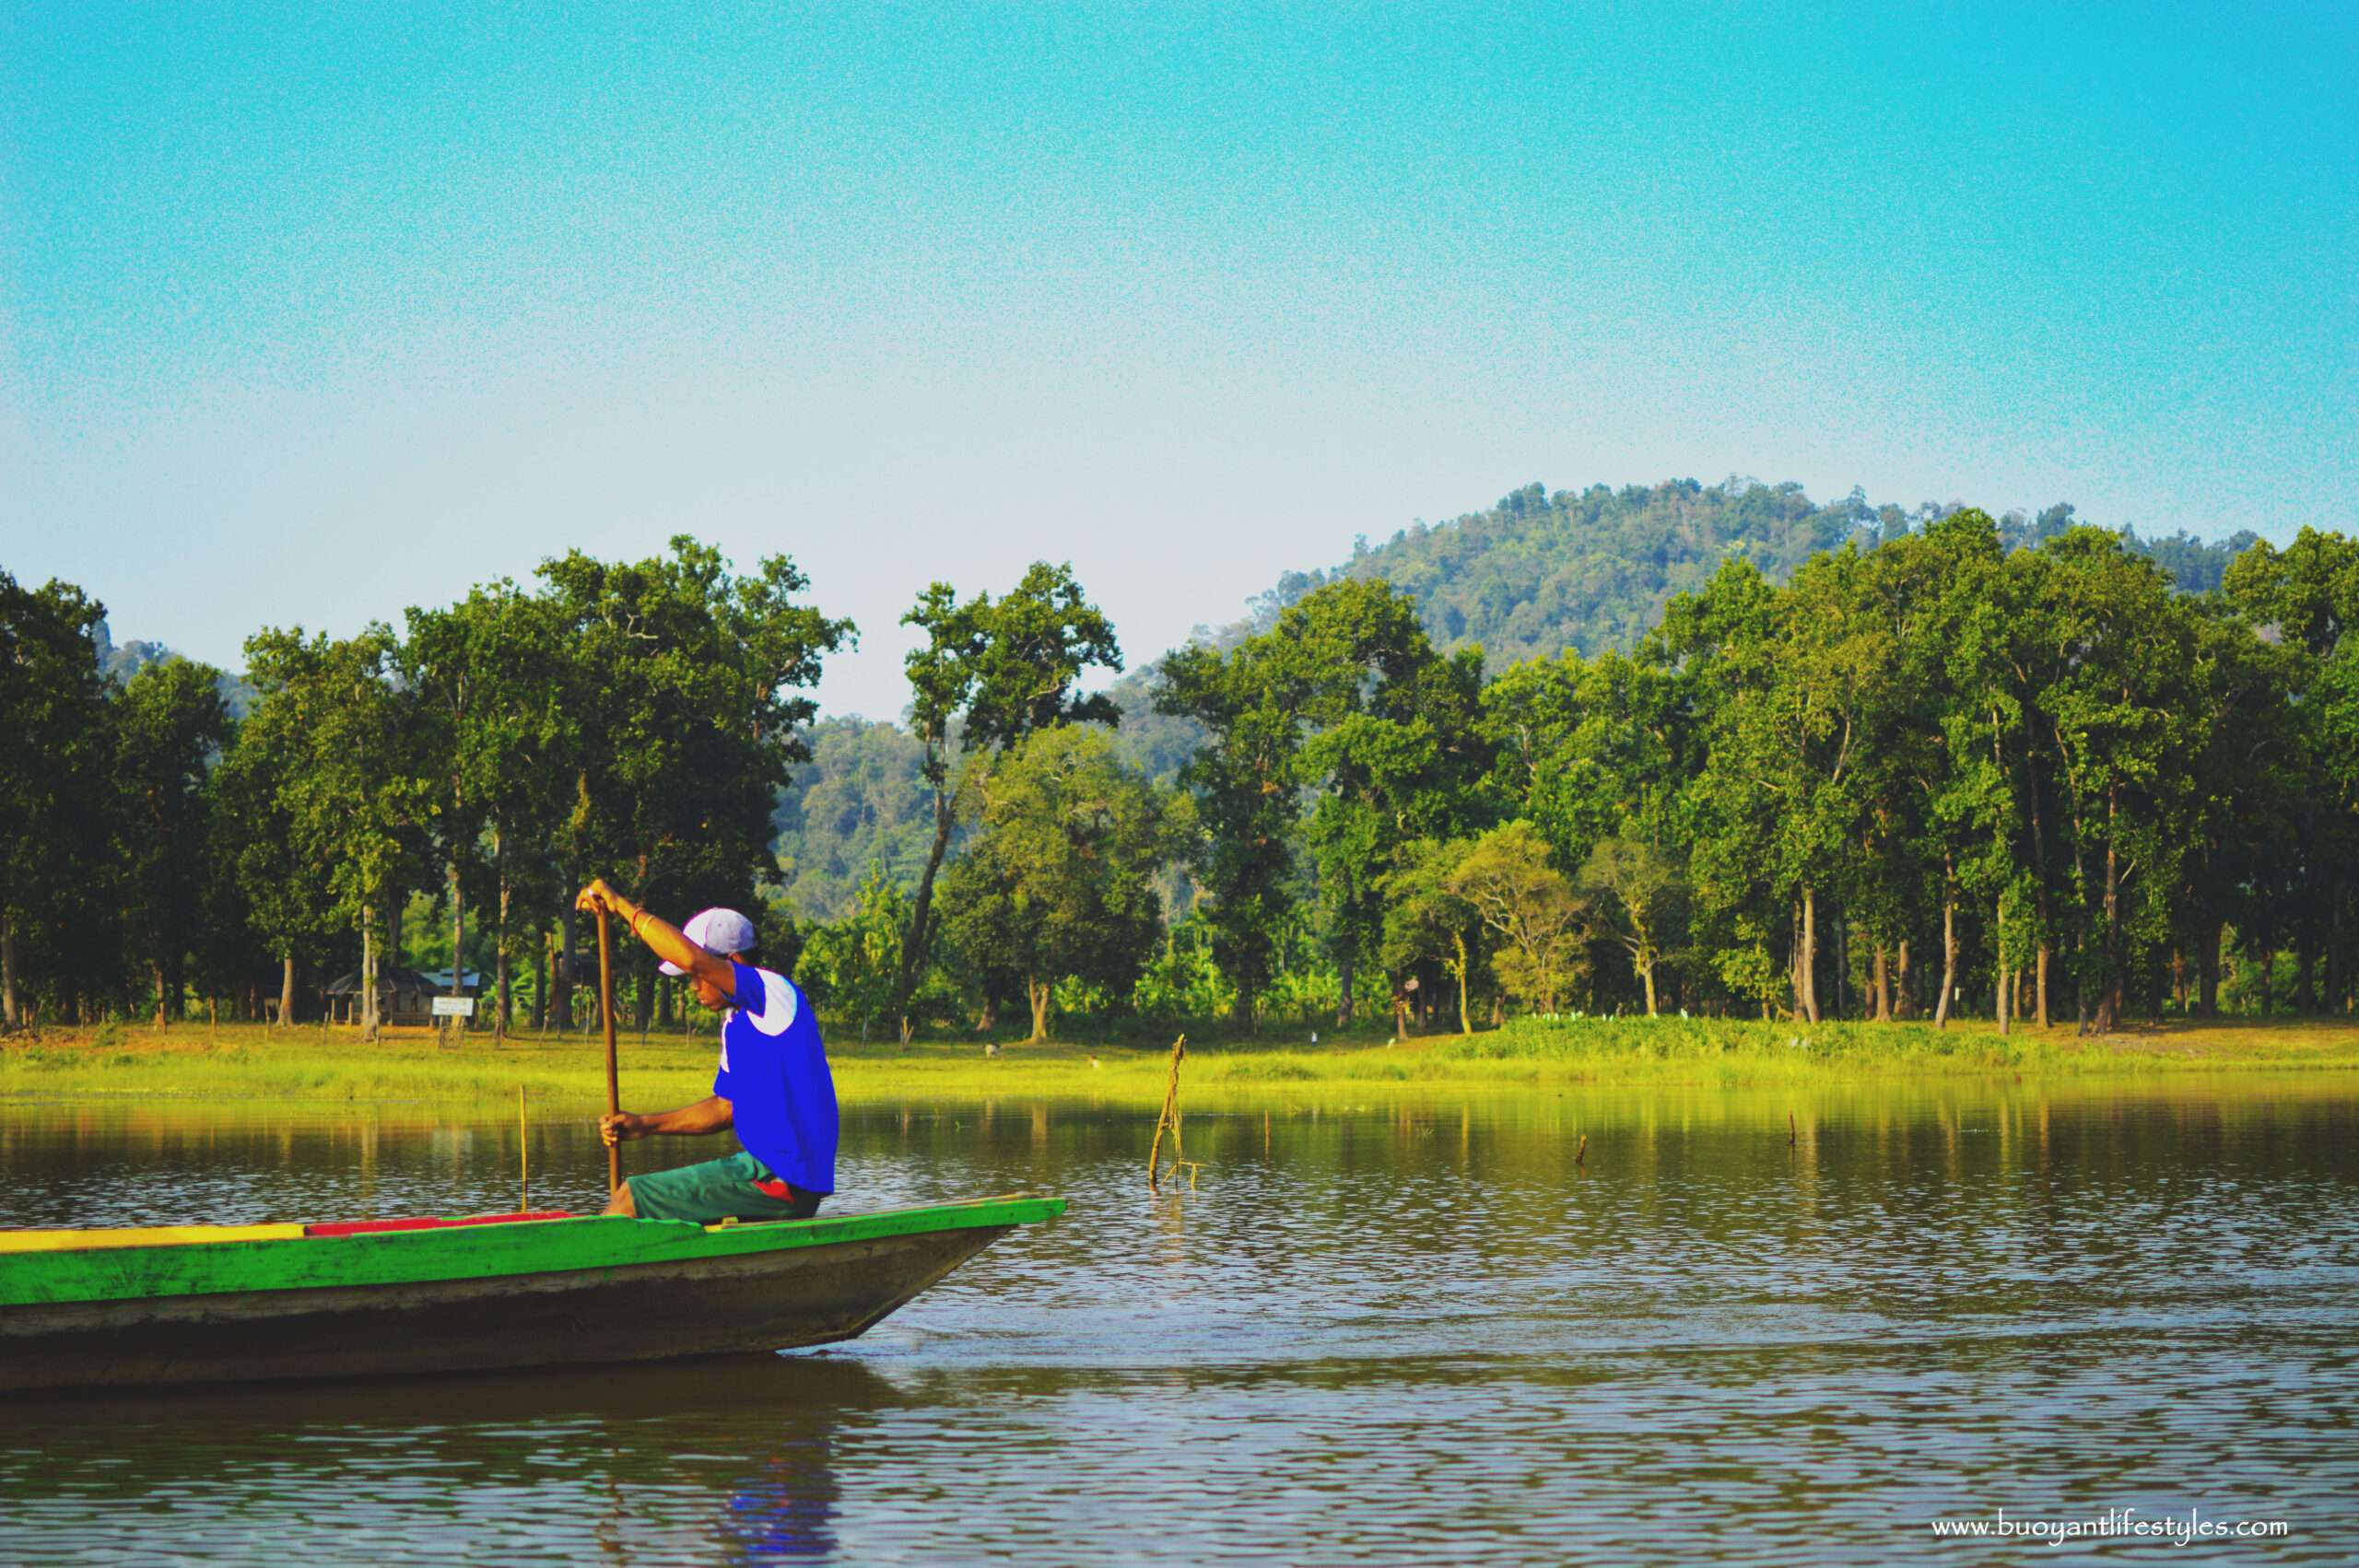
[430,996,475,1018]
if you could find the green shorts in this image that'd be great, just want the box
[626,1151,826,1224]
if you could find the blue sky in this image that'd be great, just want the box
[3,3,2353,718]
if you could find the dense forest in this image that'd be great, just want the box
[0,479,2341,1044]
[770,479,2256,919]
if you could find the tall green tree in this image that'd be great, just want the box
[1380,837,1483,1033]
[891,563,1121,1038]
[1284,580,1490,1026]
[935,725,1182,1041]
[210,683,339,1025]
[1445,821,1587,1014]
[0,572,115,1025]
[796,862,911,1042]
[1156,636,1301,1028]
[1575,837,1685,1017]
[241,626,430,1038]
[1661,559,1805,1017]
[112,659,232,1025]
[2025,531,2204,1032]
[540,538,851,1030]
[402,585,577,1037]
[2224,529,2359,1011]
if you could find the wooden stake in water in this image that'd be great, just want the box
[519,1084,529,1211]
[1147,1035,1190,1190]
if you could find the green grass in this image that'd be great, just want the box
[3,1013,2355,1107]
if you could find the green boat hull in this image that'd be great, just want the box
[0,1196,1063,1393]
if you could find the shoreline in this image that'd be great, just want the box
[6,1017,2358,1106]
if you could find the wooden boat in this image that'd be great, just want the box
[0,1194,1063,1394]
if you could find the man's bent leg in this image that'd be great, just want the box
[625,1152,825,1224]
[601,1180,638,1218]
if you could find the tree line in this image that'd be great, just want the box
[1,540,848,1036]
[3,508,2353,1042]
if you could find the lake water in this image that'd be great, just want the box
[2,1081,2355,1564]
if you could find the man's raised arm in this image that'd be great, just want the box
[574,878,739,997]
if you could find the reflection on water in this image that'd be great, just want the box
[3,1081,2356,1564]
[9,1358,875,1566]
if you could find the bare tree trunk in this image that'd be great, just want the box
[277,955,296,1028]
[2023,702,2054,1032]
[2095,809,2122,1033]
[2329,888,2346,1015]
[2321,886,2340,1023]
[1026,977,1051,1042]
[1895,940,1912,1020]
[448,849,465,1044]
[1640,952,1659,1019]
[493,833,511,1042]
[1995,897,2009,1035]
[1790,902,1806,1023]
[1933,867,1958,1030]
[2198,919,2222,1018]
[1456,933,1473,1034]
[894,790,957,1040]
[1792,893,1822,1024]
[1835,913,1848,1020]
[361,901,380,1041]
[0,912,16,1029]
[1872,943,1891,1022]
[556,907,577,1032]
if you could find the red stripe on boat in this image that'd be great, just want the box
[305,1211,577,1237]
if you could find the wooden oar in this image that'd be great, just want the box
[596,907,621,1195]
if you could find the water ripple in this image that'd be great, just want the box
[2,1082,2354,1563]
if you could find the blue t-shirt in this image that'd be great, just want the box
[712,961,838,1195]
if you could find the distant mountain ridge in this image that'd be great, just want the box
[1089,478,2257,812]
[1244,477,2259,670]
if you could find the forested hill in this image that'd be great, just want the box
[775,478,2259,917]
[1257,478,2259,669]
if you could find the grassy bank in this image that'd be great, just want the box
[4,1013,2357,1106]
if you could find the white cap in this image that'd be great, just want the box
[660,907,757,976]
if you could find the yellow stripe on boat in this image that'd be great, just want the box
[0,1223,306,1253]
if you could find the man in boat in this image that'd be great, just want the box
[574,880,838,1223]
